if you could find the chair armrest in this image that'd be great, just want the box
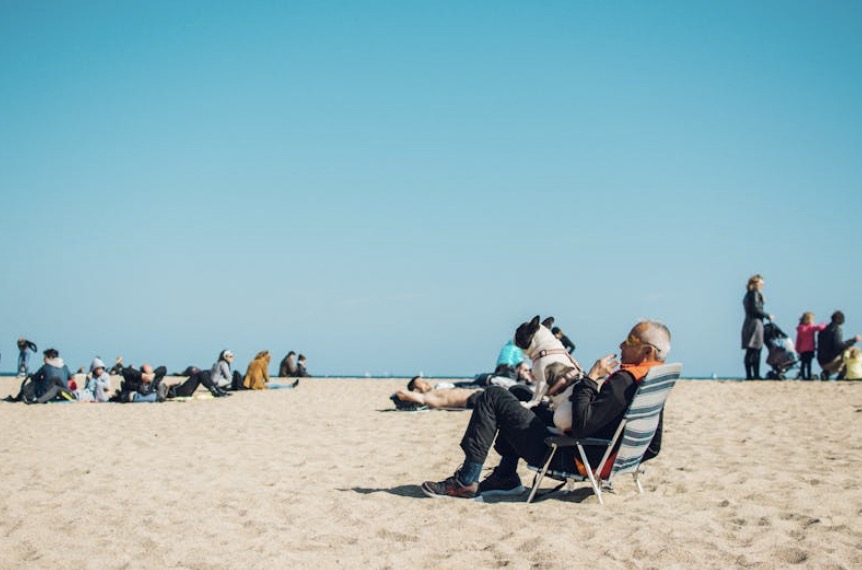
[544,435,613,447]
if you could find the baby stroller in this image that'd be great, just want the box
[764,321,798,380]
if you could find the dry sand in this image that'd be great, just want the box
[0,376,860,569]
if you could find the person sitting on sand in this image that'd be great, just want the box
[466,361,535,389]
[421,320,671,499]
[5,348,75,404]
[114,363,168,402]
[393,377,483,410]
[279,351,299,377]
[32,348,76,403]
[843,346,862,380]
[211,349,243,391]
[494,339,524,379]
[296,354,311,377]
[243,350,272,389]
[74,357,113,402]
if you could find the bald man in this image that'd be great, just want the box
[421,320,672,500]
[116,363,169,402]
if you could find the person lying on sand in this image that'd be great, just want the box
[393,377,481,410]
[420,320,671,499]
[113,363,168,402]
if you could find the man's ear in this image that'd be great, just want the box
[642,344,657,362]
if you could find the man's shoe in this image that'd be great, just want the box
[478,469,526,496]
[421,475,481,500]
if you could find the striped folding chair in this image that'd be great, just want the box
[526,363,682,504]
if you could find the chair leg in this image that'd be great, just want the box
[576,443,603,505]
[634,470,643,494]
[527,445,558,503]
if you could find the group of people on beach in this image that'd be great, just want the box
[741,274,861,381]
[3,345,310,405]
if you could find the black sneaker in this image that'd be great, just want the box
[478,468,526,497]
[421,475,481,500]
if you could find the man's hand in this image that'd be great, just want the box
[587,354,619,380]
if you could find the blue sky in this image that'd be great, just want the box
[1,1,860,377]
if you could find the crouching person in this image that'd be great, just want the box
[420,320,671,500]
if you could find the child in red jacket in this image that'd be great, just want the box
[796,312,827,380]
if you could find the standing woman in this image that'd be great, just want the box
[741,274,774,380]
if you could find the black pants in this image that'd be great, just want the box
[459,386,570,470]
[744,348,762,379]
[34,377,73,404]
[171,370,217,397]
[799,351,814,379]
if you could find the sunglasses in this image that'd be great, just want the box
[624,333,659,352]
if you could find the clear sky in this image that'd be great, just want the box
[1,1,860,378]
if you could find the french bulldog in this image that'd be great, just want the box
[514,315,583,410]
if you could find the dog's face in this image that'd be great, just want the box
[514,315,542,350]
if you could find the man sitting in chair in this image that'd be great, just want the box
[420,320,671,500]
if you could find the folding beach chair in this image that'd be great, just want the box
[526,362,682,504]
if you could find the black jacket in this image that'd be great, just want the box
[817,323,855,364]
[117,365,167,400]
[569,369,662,466]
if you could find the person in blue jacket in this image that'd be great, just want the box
[494,339,524,378]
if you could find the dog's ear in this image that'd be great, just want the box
[541,316,554,329]
[530,315,540,328]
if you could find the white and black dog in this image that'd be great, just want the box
[514,315,583,411]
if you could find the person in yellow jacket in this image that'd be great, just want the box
[243,350,272,389]
[842,347,862,380]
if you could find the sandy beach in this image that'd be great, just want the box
[0,376,860,569]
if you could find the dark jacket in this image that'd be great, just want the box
[279,357,298,377]
[117,365,167,400]
[817,323,856,364]
[568,369,662,466]
[30,361,73,400]
[741,290,768,349]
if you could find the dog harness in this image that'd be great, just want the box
[532,348,584,378]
